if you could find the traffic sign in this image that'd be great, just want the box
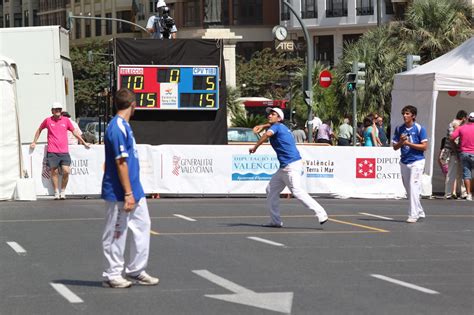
[319,70,332,88]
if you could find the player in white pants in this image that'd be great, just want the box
[101,88,158,288]
[102,198,151,280]
[251,107,328,227]
[393,105,428,223]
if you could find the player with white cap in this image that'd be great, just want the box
[250,107,329,227]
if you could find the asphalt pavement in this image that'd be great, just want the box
[0,197,472,315]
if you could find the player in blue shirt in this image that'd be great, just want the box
[101,88,158,288]
[250,107,328,227]
[393,105,428,223]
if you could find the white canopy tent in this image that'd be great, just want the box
[391,37,474,194]
[0,56,21,200]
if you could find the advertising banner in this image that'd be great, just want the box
[23,144,406,199]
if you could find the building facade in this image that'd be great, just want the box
[1,0,472,84]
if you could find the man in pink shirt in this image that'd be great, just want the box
[30,102,90,200]
[451,112,474,201]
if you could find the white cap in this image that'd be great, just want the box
[469,112,474,121]
[266,107,284,121]
[51,102,63,109]
[157,1,166,8]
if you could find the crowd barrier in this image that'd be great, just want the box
[22,144,406,199]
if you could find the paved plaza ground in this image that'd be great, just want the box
[1,197,472,314]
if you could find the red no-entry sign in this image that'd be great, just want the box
[319,70,332,88]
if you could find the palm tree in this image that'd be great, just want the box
[401,0,473,61]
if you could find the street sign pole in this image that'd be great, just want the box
[282,1,314,142]
[352,62,358,146]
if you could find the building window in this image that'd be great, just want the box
[184,0,200,27]
[117,11,132,33]
[356,0,373,16]
[4,14,9,27]
[24,10,29,26]
[326,0,347,17]
[150,0,157,13]
[106,13,112,34]
[342,33,362,53]
[385,0,394,15]
[33,10,39,26]
[0,17,3,28]
[302,0,317,19]
[204,0,229,26]
[14,13,22,27]
[233,0,262,25]
[95,15,102,36]
[75,19,81,38]
[236,42,263,61]
[281,0,290,21]
[315,35,334,66]
[85,20,91,37]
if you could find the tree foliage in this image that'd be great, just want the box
[334,0,472,122]
[237,48,304,100]
[71,40,110,117]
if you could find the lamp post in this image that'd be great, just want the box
[281,1,314,142]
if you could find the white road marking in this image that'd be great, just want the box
[360,212,394,220]
[6,242,27,255]
[50,283,84,303]
[193,269,293,313]
[371,274,440,294]
[247,236,285,247]
[173,214,196,222]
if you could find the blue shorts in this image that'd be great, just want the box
[459,152,474,179]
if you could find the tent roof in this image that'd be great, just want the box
[394,37,474,91]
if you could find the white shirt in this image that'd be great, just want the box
[305,117,322,130]
[146,15,177,39]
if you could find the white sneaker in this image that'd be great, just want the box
[261,221,283,228]
[406,217,418,223]
[54,191,60,200]
[466,194,473,201]
[318,214,329,225]
[127,271,159,286]
[102,277,132,288]
[59,191,66,200]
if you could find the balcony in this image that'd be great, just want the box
[356,6,374,15]
[301,11,317,19]
[325,9,348,17]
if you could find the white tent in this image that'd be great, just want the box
[391,37,474,194]
[0,56,21,200]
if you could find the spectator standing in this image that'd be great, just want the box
[250,107,328,227]
[305,115,322,142]
[337,117,353,146]
[376,116,389,146]
[30,102,90,200]
[316,119,334,145]
[363,117,377,147]
[101,88,159,288]
[146,1,177,39]
[450,112,474,201]
[393,105,428,223]
[444,110,468,199]
[292,126,307,143]
[61,111,82,145]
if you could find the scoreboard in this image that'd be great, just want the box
[117,65,219,110]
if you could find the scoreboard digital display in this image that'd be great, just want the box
[117,65,219,110]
